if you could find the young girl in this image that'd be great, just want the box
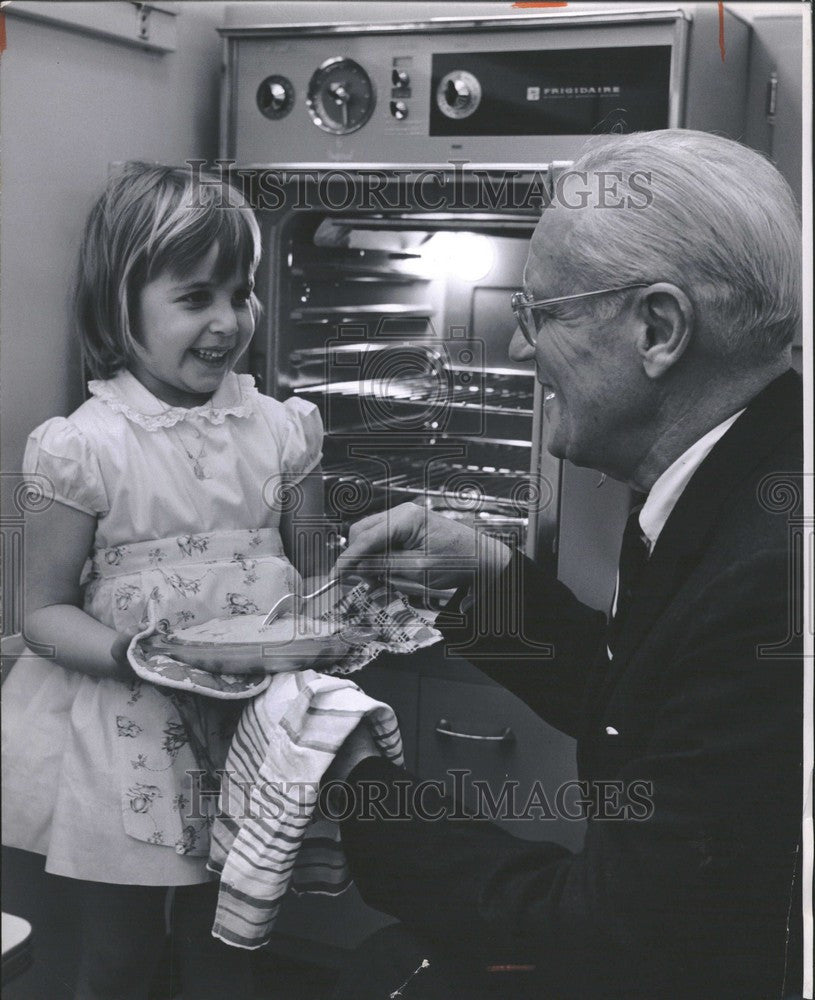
[1,163,326,999]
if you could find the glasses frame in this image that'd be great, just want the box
[511,284,649,347]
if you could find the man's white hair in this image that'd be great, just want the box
[560,129,801,362]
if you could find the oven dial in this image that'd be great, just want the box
[307,57,375,135]
[390,100,408,120]
[256,75,294,119]
[436,70,482,119]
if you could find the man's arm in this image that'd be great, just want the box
[438,551,607,737]
[338,551,801,996]
[336,504,606,736]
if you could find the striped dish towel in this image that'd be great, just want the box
[207,668,403,949]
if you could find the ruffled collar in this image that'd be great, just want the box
[88,369,259,431]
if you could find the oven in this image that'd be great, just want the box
[219,4,749,610]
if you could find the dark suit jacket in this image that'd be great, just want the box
[339,370,804,999]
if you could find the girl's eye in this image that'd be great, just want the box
[233,287,253,306]
[180,290,211,307]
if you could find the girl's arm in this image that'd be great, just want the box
[24,501,135,680]
[279,463,332,583]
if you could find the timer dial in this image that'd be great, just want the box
[256,75,294,119]
[306,57,375,135]
[436,70,482,120]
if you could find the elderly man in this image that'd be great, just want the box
[328,130,803,999]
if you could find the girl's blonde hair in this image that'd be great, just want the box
[74,162,262,379]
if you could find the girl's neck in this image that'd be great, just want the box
[126,366,217,409]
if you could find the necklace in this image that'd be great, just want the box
[155,394,216,481]
[166,404,213,481]
[174,423,208,480]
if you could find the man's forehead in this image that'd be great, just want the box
[523,209,573,293]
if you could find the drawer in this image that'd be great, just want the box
[417,676,585,850]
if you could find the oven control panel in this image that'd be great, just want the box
[220,7,748,167]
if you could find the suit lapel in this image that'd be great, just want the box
[591,369,802,712]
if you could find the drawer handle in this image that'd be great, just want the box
[435,719,515,744]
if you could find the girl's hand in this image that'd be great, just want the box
[111,631,139,676]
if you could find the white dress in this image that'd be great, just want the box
[1,370,323,885]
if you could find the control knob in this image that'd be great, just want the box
[256,75,294,119]
[445,78,470,109]
[436,70,482,120]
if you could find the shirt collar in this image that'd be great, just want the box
[87,369,259,430]
[638,409,745,553]
[113,368,246,414]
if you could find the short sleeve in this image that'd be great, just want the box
[23,418,110,516]
[279,398,324,483]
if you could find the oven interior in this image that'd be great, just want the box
[251,197,557,571]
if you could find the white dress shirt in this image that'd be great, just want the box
[638,409,745,553]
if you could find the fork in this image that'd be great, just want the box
[262,576,340,627]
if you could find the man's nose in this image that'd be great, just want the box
[508,326,535,363]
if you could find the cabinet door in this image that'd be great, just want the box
[417,676,585,851]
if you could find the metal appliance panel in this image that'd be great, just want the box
[221,12,690,166]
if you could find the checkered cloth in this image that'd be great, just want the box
[321,580,442,675]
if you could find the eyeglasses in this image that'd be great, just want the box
[510,284,649,348]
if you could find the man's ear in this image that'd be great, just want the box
[634,283,694,379]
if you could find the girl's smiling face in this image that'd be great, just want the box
[129,244,255,408]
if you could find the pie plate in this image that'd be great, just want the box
[140,619,368,676]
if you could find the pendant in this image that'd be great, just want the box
[193,462,206,480]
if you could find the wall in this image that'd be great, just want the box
[0,7,226,996]
[0,1,227,477]
[739,7,805,369]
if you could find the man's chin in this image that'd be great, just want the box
[544,424,568,460]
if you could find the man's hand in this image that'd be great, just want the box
[334,502,512,591]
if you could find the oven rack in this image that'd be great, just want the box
[290,245,432,284]
[323,458,534,516]
[318,427,534,449]
[332,213,537,236]
[294,378,535,416]
[288,340,448,364]
[290,303,436,323]
[286,344,536,375]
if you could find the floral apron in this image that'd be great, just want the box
[84,528,301,857]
